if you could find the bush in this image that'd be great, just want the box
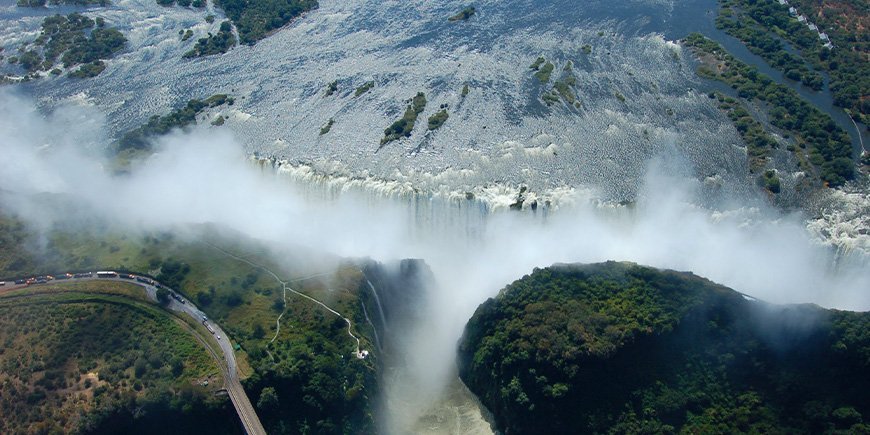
[156,288,171,305]
[381,92,427,144]
[225,291,243,307]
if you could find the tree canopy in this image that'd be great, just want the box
[458,262,870,434]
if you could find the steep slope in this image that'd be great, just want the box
[458,262,870,434]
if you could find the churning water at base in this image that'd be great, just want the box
[1,0,868,431]
[258,157,869,434]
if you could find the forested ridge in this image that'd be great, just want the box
[458,262,870,434]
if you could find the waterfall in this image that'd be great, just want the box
[366,279,389,335]
[361,301,383,353]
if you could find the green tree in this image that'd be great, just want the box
[252,323,265,339]
[156,288,171,305]
[257,386,278,411]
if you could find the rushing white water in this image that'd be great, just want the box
[1,0,868,432]
[252,154,870,434]
[366,279,390,335]
[1,96,868,432]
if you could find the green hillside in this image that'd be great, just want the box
[458,262,870,434]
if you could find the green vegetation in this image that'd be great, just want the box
[324,80,338,97]
[115,94,234,153]
[552,67,577,105]
[427,107,449,131]
[184,21,237,58]
[214,0,317,45]
[18,0,108,6]
[211,115,226,126]
[181,29,194,41]
[760,168,782,193]
[685,33,855,187]
[717,0,869,125]
[532,60,580,108]
[532,59,555,83]
[581,44,591,54]
[320,117,334,135]
[552,80,575,104]
[354,81,374,97]
[461,83,470,97]
[448,6,476,22]
[12,13,126,79]
[0,211,378,433]
[381,92,427,145]
[68,60,106,78]
[709,92,780,173]
[157,0,206,7]
[541,91,560,106]
[0,284,237,434]
[614,91,626,103]
[458,262,870,434]
[717,0,823,89]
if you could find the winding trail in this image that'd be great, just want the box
[845,110,866,155]
[205,243,368,359]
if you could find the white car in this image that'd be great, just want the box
[216,335,221,340]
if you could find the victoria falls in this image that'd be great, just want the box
[0,0,868,433]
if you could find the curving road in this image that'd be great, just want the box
[0,273,267,435]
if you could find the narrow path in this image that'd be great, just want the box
[845,110,866,154]
[205,243,368,359]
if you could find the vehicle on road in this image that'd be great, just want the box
[74,272,93,278]
[217,335,221,340]
[96,271,117,278]
[14,279,25,285]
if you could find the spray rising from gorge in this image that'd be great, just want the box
[1,90,868,432]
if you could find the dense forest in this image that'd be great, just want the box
[717,0,869,126]
[458,262,870,434]
[709,91,781,181]
[717,0,824,90]
[7,13,126,79]
[214,0,317,45]
[685,33,856,187]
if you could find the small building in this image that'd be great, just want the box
[823,42,834,50]
[789,7,797,16]
[819,32,829,41]
[777,0,788,5]
[798,15,807,23]
[808,23,818,31]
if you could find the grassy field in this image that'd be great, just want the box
[0,209,379,432]
[0,282,234,434]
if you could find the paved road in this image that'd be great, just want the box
[0,274,267,435]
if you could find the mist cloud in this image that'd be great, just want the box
[1,89,868,432]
